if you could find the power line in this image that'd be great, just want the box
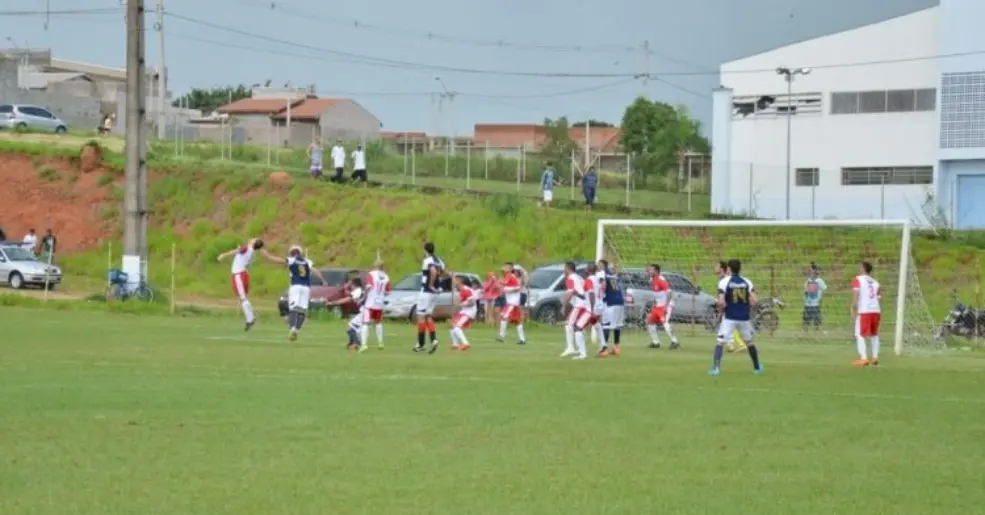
[0,7,123,16]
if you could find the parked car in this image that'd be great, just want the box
[0,104,68,133]
[621,268,718,328]
[383,272,483,321]
[525,262,592,325]
[277,268,368,316]
[0,244,62,289]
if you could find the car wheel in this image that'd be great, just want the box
[54,125,67,134]
[8,272,24,289]
[533,303,563,325]
[14,122,27,129]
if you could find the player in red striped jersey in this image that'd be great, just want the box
[450,275,481,350]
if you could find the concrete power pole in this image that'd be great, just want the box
[642,40,651,97]
[124,0,149,288]
[155,0,166,140]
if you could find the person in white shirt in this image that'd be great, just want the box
[351,144,368,182]
[361,257,391,349]
[851,261,882,366]
[217,237,265,331]
[561,261,591,360]
[330,140,346,183]
[22,229,37,254]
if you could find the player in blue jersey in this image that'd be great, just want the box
[260,245,326,341]
[416,241,449,354]
[711,259,764,376]
[597,259,626,357]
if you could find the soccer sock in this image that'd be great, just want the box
[590,325,598,343]
[516,324,526,342]
[574,330,587,356]
[613,329,621,345]
[855,336,867,359]
[713,343,724,368]
[241,300,255,323]
[449,328,460,345]
[603,329,611,345]
[427,319,437,343]
[452,327,468,346]
[287,312,298,330]
[664,323,678,343]
[647,325,660,344]
[595,324,605,345]
[499,320,508,338]
[870,336,880,358]
[564,325,575,352]
[417,322,426,348]
[347,328,358,344]
[296,312,306,330]
[747,343,760,369]
[375,324,384,344]
[360,325,369,346]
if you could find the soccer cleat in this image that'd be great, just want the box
[611,345,621,356]
[413,345,426,353]
[451,343,461,351]
[669,341,681,350]
[572,354,587,360]
[358,345,368,353]
[560,349,578,358]
[495,336,505,343]
[754,364,765,375]
[459,344,471,351]
[853,358,870,367]
[870,357,880,366]
[596,348,609,358]
[377,343,384,350]
[244,320,255,332]
[428,341,439,354]
[288,331,298,342]
[649,342,661,349]
[516,340,526,345]
[709,367,721,376]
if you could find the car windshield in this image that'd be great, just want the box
[527,269,563,290]
[393,274,421,290]
[2,247,37,261]
[319,270,355,287]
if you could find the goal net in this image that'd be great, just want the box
[596,219,940,356]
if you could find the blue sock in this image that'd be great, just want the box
[603,329,611,344]
[748,344,760,369]
[713,343,724,368]
[347,328,358,345]
[614,329,621,345]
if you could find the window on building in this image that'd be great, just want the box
[831,88,936,114]
[830,92,859,114]
[732,92,823,119]
[915,89,936,111]
[887,89,916,112]
[859,91,888,113]
[795,168,819,187]
[840,166,933,186]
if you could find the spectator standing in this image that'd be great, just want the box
[582,167,599,209]
[39,228,57,263]
[351,144,368,182]
[540,162,560,207]
[803,263,828,333]
[22,229,37,253]
[307,138,324,179]
[482,271,502,326]
[330,139,346,183]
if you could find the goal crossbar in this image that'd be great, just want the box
[595,219,912,356]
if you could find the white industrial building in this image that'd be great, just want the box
[710,1,985,228]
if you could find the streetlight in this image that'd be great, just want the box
[776,66,811,220]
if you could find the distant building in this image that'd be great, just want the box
[472,123,622,165]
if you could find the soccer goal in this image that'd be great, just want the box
[595,218,940,356]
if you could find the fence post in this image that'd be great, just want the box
[274,124,280,165]
[880,176,886,219]
[975,254,982,348]
[402,133,408,176]
[466,139,472,190]
[570,150,576,201]
[676,150,685,211]
[444,139,450,177]
[625,152,631,207]
[811,178,816,220]
[411,138,417,185]
[219,118,226,160]
[170,242,176,315]
[748,163,754,215]
[516,146,522,193]
[484,141,489,180]
[686,155,693,212]
[690,263,699,336]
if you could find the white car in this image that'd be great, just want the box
[0,104,69,133]
[0,244,62,289]
[383,272,483,321]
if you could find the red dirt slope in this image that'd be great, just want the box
[0,153,113,252]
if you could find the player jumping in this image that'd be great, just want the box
[851,261,882,366]
[647,264,680,349]
[217,237,265,331]
[496,262,527,345]
[597,260,625,357]
[362,257,391,350]
[416,241,448,354]
[584,264,606,350]
[258,245,326,341]
[560,261,591,360]
[450,275,481,351]
[328,278,367,352]
[711,259,764,376]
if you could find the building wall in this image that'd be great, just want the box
[318,100,381,142]
[717,7,939,222]
[0,59,102,129]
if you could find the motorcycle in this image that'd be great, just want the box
[753,296,784,334]
[934,293,985,340]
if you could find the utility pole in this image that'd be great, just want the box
[434,77,457,157]
[124,0,149,288]
[642,40,651,97]
[155,0,166,139]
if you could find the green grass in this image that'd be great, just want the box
[2,307,984,514]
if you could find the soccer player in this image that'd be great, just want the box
[217,237,265,331]
[361,257,391,349]
[560,261,591,360]
[598,259,626,357]
[584,264,605,349]
[711,259,764,376]
[646,264,680,349]
[715,260,746,353]
[496,262,527,345]
[259,245,326,341]
[416,241,448,354]
[328,278,367,352]
[851,261,882,366]
[450,275,481,351]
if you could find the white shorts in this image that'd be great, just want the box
[416,292,439,316]
[566,307,592,330]
[288,284,311,311]
[718,319,754,343]
[543,190,553,202]
[602,305,625,329]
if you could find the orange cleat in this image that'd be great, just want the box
[611,346,621,357]
[853,358,870,367]
[459,344,471,351]
[596,348,609,358]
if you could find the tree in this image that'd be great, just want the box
[541,117,580,174]
[619,96,709,186]
[572,119,614,128]
[172,84,252,113]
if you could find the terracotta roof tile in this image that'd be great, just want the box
[217,97,303,114]
[270,98,343,120]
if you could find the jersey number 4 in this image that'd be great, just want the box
[731,289,747,303]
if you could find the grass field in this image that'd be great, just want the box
[3,307,984,514]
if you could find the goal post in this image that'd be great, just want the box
[595,218,939,356]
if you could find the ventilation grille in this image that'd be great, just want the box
[940,71,985,149]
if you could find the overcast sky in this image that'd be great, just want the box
[2,0,934,133]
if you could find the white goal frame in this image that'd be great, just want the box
[596,218,912,356]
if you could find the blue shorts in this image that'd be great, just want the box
[494,296,506,308]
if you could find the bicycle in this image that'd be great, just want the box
[105,268,156,302]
